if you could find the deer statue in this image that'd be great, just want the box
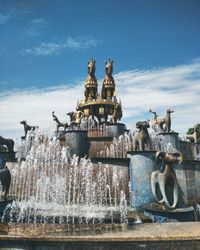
[149,109,174,133]
[52,111,69,134]
[185,123,199,143]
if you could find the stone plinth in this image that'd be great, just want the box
[108,123,126,138]
[127,151,158,210]
[179,140,198,160]
[159,132,179,151]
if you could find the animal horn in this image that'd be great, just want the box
[151,170,165,204]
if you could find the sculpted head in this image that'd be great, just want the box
[105,59,113,76]
[136,121,150,129]
[88,58,96,76]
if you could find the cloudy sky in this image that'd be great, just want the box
[0,0,200,138]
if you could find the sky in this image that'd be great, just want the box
[0,0,200,138]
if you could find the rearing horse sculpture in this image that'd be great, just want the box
[102,59,116,99]
[52,111,69,134]
[84,58,98,101]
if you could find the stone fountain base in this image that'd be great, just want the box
[0,222,200,250]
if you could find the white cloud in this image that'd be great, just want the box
[24,18,48,37]
[0,61,200,139]
[22,37,102,56]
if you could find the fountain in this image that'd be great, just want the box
[0,59,200,248]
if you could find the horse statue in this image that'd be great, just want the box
[67,110,84,128]
[84,58,98,101]
[0,136,14,153]
[52,111,69,134]
[102,59,116,99]
[110,102,122,124]
[20,120,38,139]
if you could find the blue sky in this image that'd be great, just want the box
[0,0,200,137]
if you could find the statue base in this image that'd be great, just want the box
[143,203,196,222]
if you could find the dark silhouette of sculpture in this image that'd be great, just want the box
[0,136,14,153]
[151,151,183,209]
[186,123,199,143]
[110,102,122,124]
[52,111,69,134]
[133,121,152,151]
[102,59,116,99]
[84,59,98,101]
[0,165,11,201]
[149,109,174,133]
[20,120,38,139]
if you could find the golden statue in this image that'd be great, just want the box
[102,59,116,99]
[84,58,98,101]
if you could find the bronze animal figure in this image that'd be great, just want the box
[133,121,152,151]
[20,120,38,139]
[110,103,122,124]
[0,166,11,201]
[102,59,116,99]
[84,58,98,101]
[149,109,174,133]
[0,136,14,153]
[67,111,84,128]
[151,151,183,209]
[52,111,69,134]
[186,123,199,143]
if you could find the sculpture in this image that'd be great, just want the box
[0,136,14,153]
[149,109,174,133]
[84,59,98,101]
[67,110,84,128]
[52,111,69,134]
[151,151,183,209]
[102,59,116,99]
[20,120,38,139]
[0,165,11,201]
[133,121,152,151]
[110,102,122,124]
[185,123,199,143]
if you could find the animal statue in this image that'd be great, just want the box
[52,111,69,134]
[102,59,116,99]
[185,123,199,143]
[0,165,11,201]
[67,110,84,128]
[149,109,174,133]
[133,121,152,151]
[84,58,98,101]
[151,151,183,209]
[20,120,38,139]
[0,136,14,153]
[110,102,122,124]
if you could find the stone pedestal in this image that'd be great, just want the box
[108,123,126,138]
[159,132,179,151]
[127,151,158,210]
[174,160,200,206]
[63,130,90,158]
[179,141,198,160]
